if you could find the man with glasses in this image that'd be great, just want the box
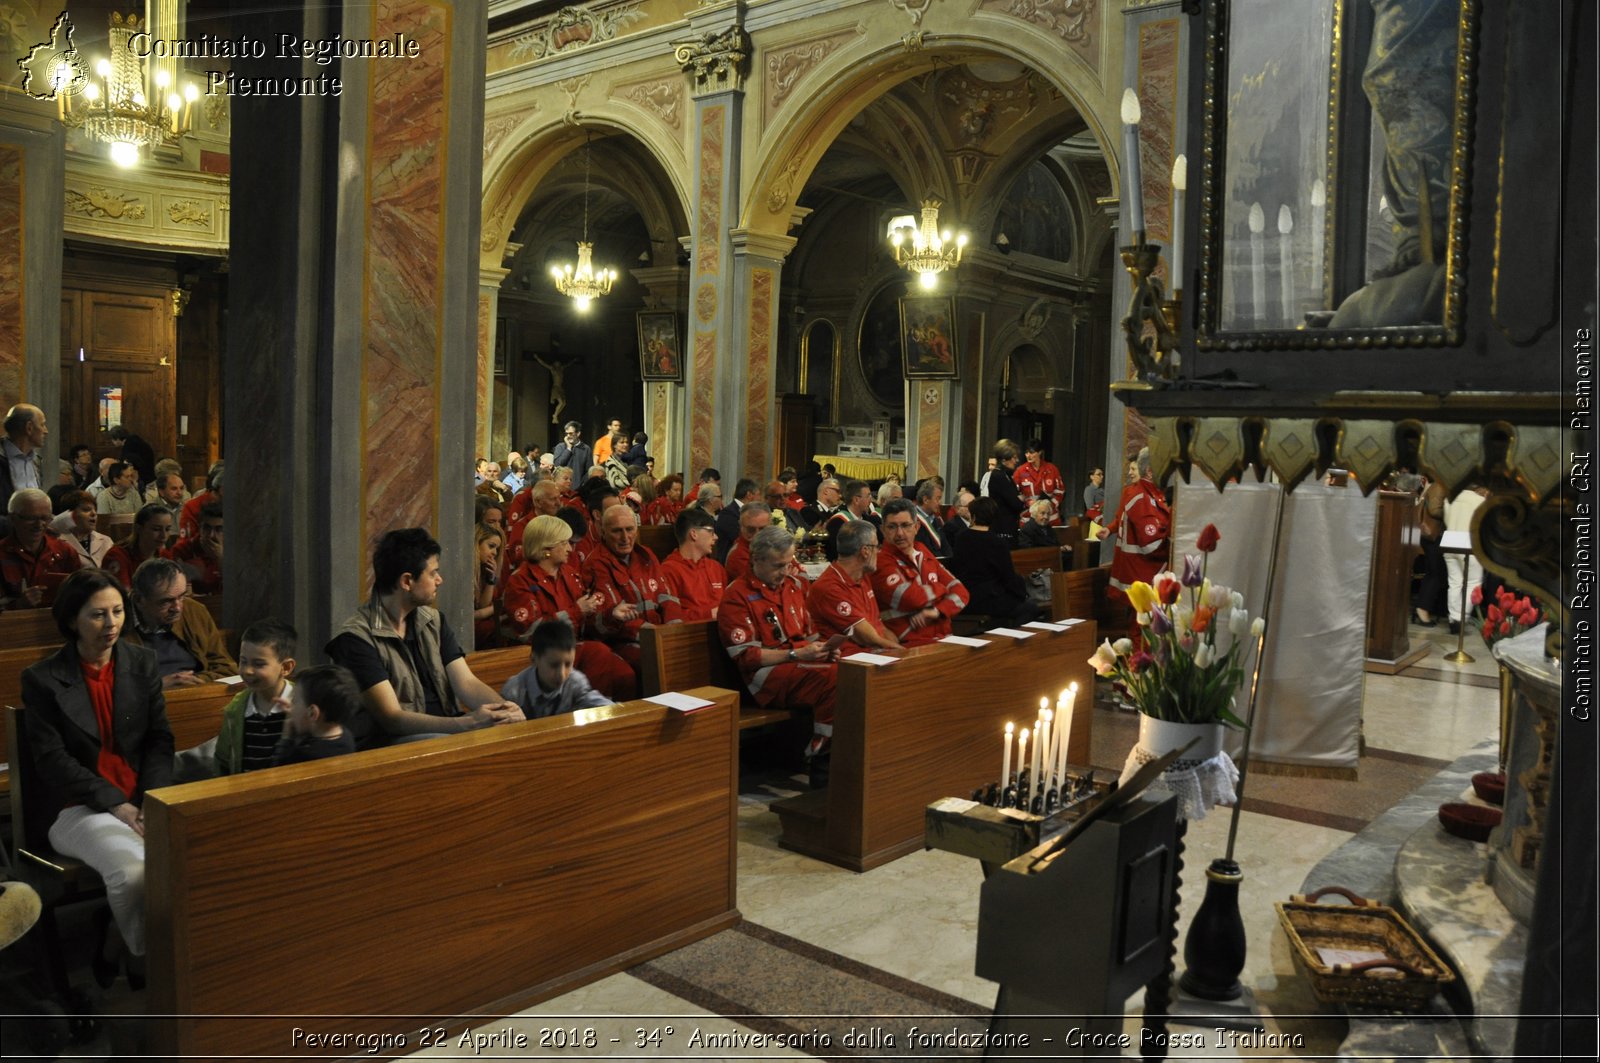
[721,501,772,582]
[1,488,80,609]
[872,497,970,646]
[719,526,840,774]
[120,557,236,687]
[659,507,725,621]
[808,519,901,653]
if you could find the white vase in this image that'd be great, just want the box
[1138,716,1223,761]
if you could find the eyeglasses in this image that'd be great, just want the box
[762,608,785,643]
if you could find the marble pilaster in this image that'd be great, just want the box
[478,266,509,463]
[631,263,690,477]
[729,229,794,479]
[226,0,486,647]
[0,101,65,467]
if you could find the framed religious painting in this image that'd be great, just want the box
[1194,0,1477,349]
[636,310,683,383]
[897,295,960,380]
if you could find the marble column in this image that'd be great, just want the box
[226,0,486,648]
[478,266,508,463]
[676,7,750,479]
[0,98,64,471]
[729,229,794,479]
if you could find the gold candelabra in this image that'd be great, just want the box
[1114,237,1182,390]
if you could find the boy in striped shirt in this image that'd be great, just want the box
[215,619,297,775]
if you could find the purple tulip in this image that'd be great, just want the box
[1181,554,1204,587]
[1149,604,1173,636]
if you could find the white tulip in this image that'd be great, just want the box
[1251,617,1266,637]
[1194,642,1214,668]
[1113,638,1134,656]
[1229,610,1250,636]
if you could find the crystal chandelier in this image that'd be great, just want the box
[888,197,968,290]
[59,13,198,168]
[549,139,616,311]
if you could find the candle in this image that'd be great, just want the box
[1039,709,1053,788]
[1248,202,1266,327]
[1170,154,1187,293]
[1017,728,1030,801]
[1001,722,1014,789]
[1121,88,1145,237]
[1277,205,1295,325]
[1310,178,1327,304]
[1029,716,1043,794]
[1058,683,1077,780]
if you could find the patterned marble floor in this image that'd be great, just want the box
[404,619,1503,1061]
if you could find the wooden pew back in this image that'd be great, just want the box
[809,621,1098,870]
[146,690,741,1058]
[1009,545,1064,578]
[639,620,742,697]
[0,607,60,649]
[1050,566,1125,634]
[638,523,676,561]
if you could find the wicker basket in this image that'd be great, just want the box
[1275,885,1456,1012]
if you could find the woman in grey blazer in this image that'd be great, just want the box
[22,568,172,968]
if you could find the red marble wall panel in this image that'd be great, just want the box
[0,145,22,403]
[745,268,774,477]
[917,383,944,481]
[696,106,725,277]
[690,332,716,476]
[1138,19,1181,250]
[363,0,448,557]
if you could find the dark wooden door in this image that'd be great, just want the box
[59,287,177,464]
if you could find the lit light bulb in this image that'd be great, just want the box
[84,82,100,101]
[918,271,938,291]
[155,69,171,89]
[95,58,111,78]
[167,92,182,113]
[109,141,140,167]
[183,83,199,102]
[574,296,593,313]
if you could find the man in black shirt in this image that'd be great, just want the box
[327,528,523,749]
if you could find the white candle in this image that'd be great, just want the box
[1121,88,1145,237]
[1016,728,1029,800]
[1278,205,1295,325]
[1058,683,1078,780]
[1001,722,1014,789]
[1039,709,1053,788]
[1170,154,1187,293]
[1310,178,1326,304]
[1029,716,1043,794]
[1248,202,1266,326]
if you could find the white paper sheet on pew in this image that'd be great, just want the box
[844,652,900,666]
[984,627,1036,639]
[1022,620,1068,631]
[646,691,716,713]
[216,674,244,685]
[939,635,992,648]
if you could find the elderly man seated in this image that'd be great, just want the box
[1,488,81,609]
[872,497,970,645]
[585,503,682,674]
[120,558,236,687]
[719,526,841,778]
[808,519,902,653]
[721,501,772,582]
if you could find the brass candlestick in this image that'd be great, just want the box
[1113,237,1182,389]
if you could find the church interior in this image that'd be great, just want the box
[0,0,1591,1059]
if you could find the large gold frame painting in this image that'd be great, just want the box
[1195,0,1477,349]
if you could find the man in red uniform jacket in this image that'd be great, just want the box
[0,489,80,609]
[167,499,224,594]
[1014,439,1067,525]
[1103,448,1171,652]
[871,498,970,645]
[659,508,725,621]
[807,519,902,654]
[586,503,682,673]
[718,526,839,765]
[722,502,772,583]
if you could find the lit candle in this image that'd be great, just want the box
[1309,178,1327,303]
[1029,715,1043,795]
[1248,202,1266,326]
[1016,728,1030,801]
[1170,154,1187,293]
[1001,722,1014,789]
[1058,683,1077,780]
[1277,205,1295,325]
[1038,709,1053,788]
[1121,88,1145,237]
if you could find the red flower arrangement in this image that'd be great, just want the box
[1471,584,1543,647]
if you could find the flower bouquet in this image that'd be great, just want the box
[1472,584,1542,647]
[1088,523,1264,728]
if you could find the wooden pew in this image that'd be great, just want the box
[1009,544,1064,578]
[770,620,1099,871]
[638,621,792,728]
[638,522,676,560]
[0,606,60,649]
[95,513,134,543]
[1050,565,1127,635]
[145,688,742,1058]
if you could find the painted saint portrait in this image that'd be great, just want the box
[898,296,960,380]
[636,311,683,382]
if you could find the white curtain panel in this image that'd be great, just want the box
[1172,478,1375,774]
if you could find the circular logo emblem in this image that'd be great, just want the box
[886,573,901,587]
[648,578,658,592]
[514,607,530,623]
[1142,522,1159,538]
[730,626,748,644]
[836,601,852,616]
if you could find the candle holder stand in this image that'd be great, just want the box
[1113,236,1182,389]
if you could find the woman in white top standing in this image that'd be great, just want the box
[60,489,115,568]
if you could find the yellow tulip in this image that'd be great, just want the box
[1127,581,1159,615]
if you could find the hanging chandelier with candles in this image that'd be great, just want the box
[549,138,617,311]
[58,13,198,168]
[888,197,968,290]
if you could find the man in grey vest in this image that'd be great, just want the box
[327,527,524,749]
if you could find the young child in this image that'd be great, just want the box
[215,618,297,775]
[273,664,360,766]
[501,619,613,719]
